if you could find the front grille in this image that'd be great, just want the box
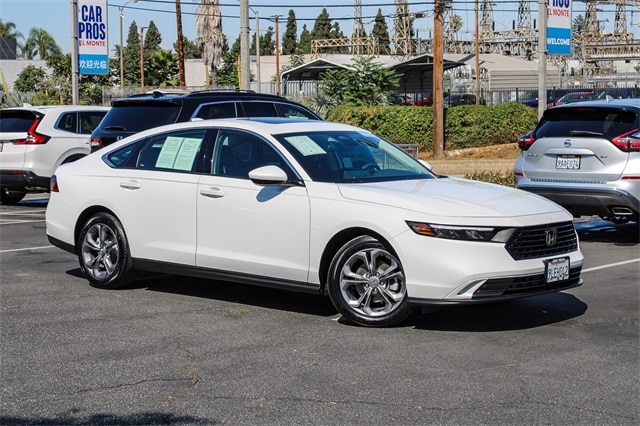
[473,266,582,299]
[505,222,578,260]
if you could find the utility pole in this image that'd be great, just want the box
[432,1,444,158]
[538,0,547,119]
[275,15,281,95]
[140,26,147,93]
[475,0,480,104]
[70,0,79,104]
[239,0,250,90]
[175,0,185,87]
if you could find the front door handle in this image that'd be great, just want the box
[200,187,225,198]
[119,180,142,190]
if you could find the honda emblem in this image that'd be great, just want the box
[545,228,558,247]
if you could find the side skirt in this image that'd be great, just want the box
[132,258,323,295]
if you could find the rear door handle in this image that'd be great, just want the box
[199,187,225,198]
[119,180,142,190]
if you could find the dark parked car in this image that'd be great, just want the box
[90,90,321,151]
[443,93,482,107]
[595,87,640,100]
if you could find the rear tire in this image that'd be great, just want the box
[77,212,135,289]
[0,188,26,205]
[327,235,413,327]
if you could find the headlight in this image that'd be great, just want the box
[406,221,515,243]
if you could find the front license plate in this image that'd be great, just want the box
[556,155,580,169]
[546,257,570,283]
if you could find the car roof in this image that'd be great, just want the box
[2,105,110,113]
[116,90,292,103]
[549,98,640,109]
[112,117,359,143]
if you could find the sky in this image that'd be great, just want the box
[1,0,632,55]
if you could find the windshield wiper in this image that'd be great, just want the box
[569,130,603,136]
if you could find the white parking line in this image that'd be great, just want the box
[0,220,46,225]
[0,245,55,253]
[582,258,640,273]
[0,210,47,216]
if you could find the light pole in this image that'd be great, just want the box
[140,26,147,93]
[254,10,260,92]
[272,15,282,95]
[119,0,137,95]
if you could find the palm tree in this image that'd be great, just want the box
[196,0,223,88]
[1,20,24,57]
[23,28,61,60]
[0,20,23,39]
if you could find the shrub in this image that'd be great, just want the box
[464,171,515,187]
[328,103,537,152]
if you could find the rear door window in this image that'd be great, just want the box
[193,102,237,120]
[276,103,318,119]
[137,129,208,173]
[240,101,278,117]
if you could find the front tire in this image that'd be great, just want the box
[328,235,413,327]
[78,212,134,289]
[0,187,26,204]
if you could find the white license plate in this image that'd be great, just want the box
[546,257,570,283]
[556,155,580,169]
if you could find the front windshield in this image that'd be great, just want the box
[275,130,435,183]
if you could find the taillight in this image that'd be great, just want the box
[518,132,535,150]
[51,175,59,192]
[611,128,640,152]
[90,137,103,150]
[13,117,50,144]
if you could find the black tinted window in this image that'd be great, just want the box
[79,111,107,133]
[101,103,180,132]
[241,101,278,117]
[213,129,287,179]
[193,102,237,120]
[538,107,638,139]
[277,103,318,119]
[0,110,38,132]
[56,113,78,132]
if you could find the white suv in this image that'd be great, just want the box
[0,105,109,204]
[514,99,640,223]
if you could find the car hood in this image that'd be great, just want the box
[337,177,565,219]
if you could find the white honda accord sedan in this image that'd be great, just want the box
[46,118,584,327]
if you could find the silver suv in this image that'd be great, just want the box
[0,105,109,204]
[514,99,640,223]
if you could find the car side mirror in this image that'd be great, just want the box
[419,160,433,171]
[248,165,290,186]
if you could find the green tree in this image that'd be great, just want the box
[312,56,400,116]
[146,49,179,86]
[310,8,331,41]
[123,21,141,86]
[13,65,45,92]
[22,28,61,60]
[449,14,463,40]
[297,24,311,54]
[144,21,162,51]
[282,9,297,55]
[176,36,201,59]
[0,20,22,39]
[260,26,275,55]
[573,14,586,34]
[371,9,390,55]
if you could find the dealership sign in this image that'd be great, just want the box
[547,0,572,55]
[77,0,108,75]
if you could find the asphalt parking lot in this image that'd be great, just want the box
[1,196,638,425]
